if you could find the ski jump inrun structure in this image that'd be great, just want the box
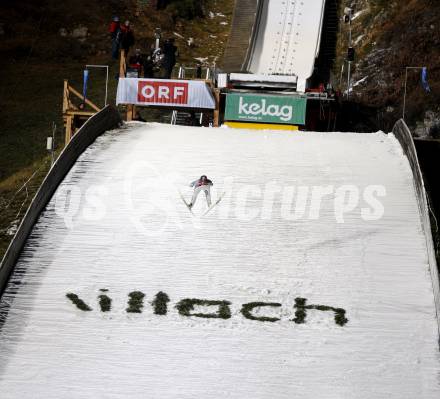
[223,0,327,91]
[1,1,440,398]
[249,0,326,91]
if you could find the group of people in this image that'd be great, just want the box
[109,16,135,60]
[127,39,178,79]
[109,16,178,79]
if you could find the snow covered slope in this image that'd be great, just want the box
[0,123,439,398]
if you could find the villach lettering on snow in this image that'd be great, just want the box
[66,290,349,326]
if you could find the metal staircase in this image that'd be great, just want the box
[311,0,340,86]
[170,66,212,127]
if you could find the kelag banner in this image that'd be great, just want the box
[225,93,307,125]
[116,78,216,109]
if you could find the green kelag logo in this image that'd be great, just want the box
[225,93,307,125]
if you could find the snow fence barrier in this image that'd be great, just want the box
[393,118,440,347]
[0,105,122,297]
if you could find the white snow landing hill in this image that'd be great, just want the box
[0,123,439,399]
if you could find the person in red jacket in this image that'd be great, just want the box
[121,20,135,56]
[109,16,121,59]
[128,49,143,77]
[189,175,213,208]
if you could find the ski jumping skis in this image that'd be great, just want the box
[178,189,226,217]
[178,189,194,214]
[201,191,226,217]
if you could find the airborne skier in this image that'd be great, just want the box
[189,175,213,209]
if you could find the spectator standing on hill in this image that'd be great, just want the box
[163,38,178,79]
[121,20,135,56]
[196,63,202,78]
[143,52,155,78]
[109,16,122,59]
[128,49,143,76]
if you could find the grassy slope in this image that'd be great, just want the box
[0,0,234,258]
[334,0,440,131]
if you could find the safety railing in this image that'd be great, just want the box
[170,66,212,126]
[393,119,440,348]
[0,106,122,298]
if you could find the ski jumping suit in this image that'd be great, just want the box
[190,178,213,207]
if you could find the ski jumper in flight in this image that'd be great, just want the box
[189,175,213,209]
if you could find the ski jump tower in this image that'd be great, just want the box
[221,0,337,131]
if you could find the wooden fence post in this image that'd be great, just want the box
[213,89,221,127]
[65,115,73,146]
[127,105,134,122]
[119,49,126,78]
[63,80,69,114]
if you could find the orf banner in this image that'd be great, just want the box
[225,93,307,125]
[116,78,216,109]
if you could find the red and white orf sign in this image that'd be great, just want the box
[137,81,189,105]
[117,78,215,109]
